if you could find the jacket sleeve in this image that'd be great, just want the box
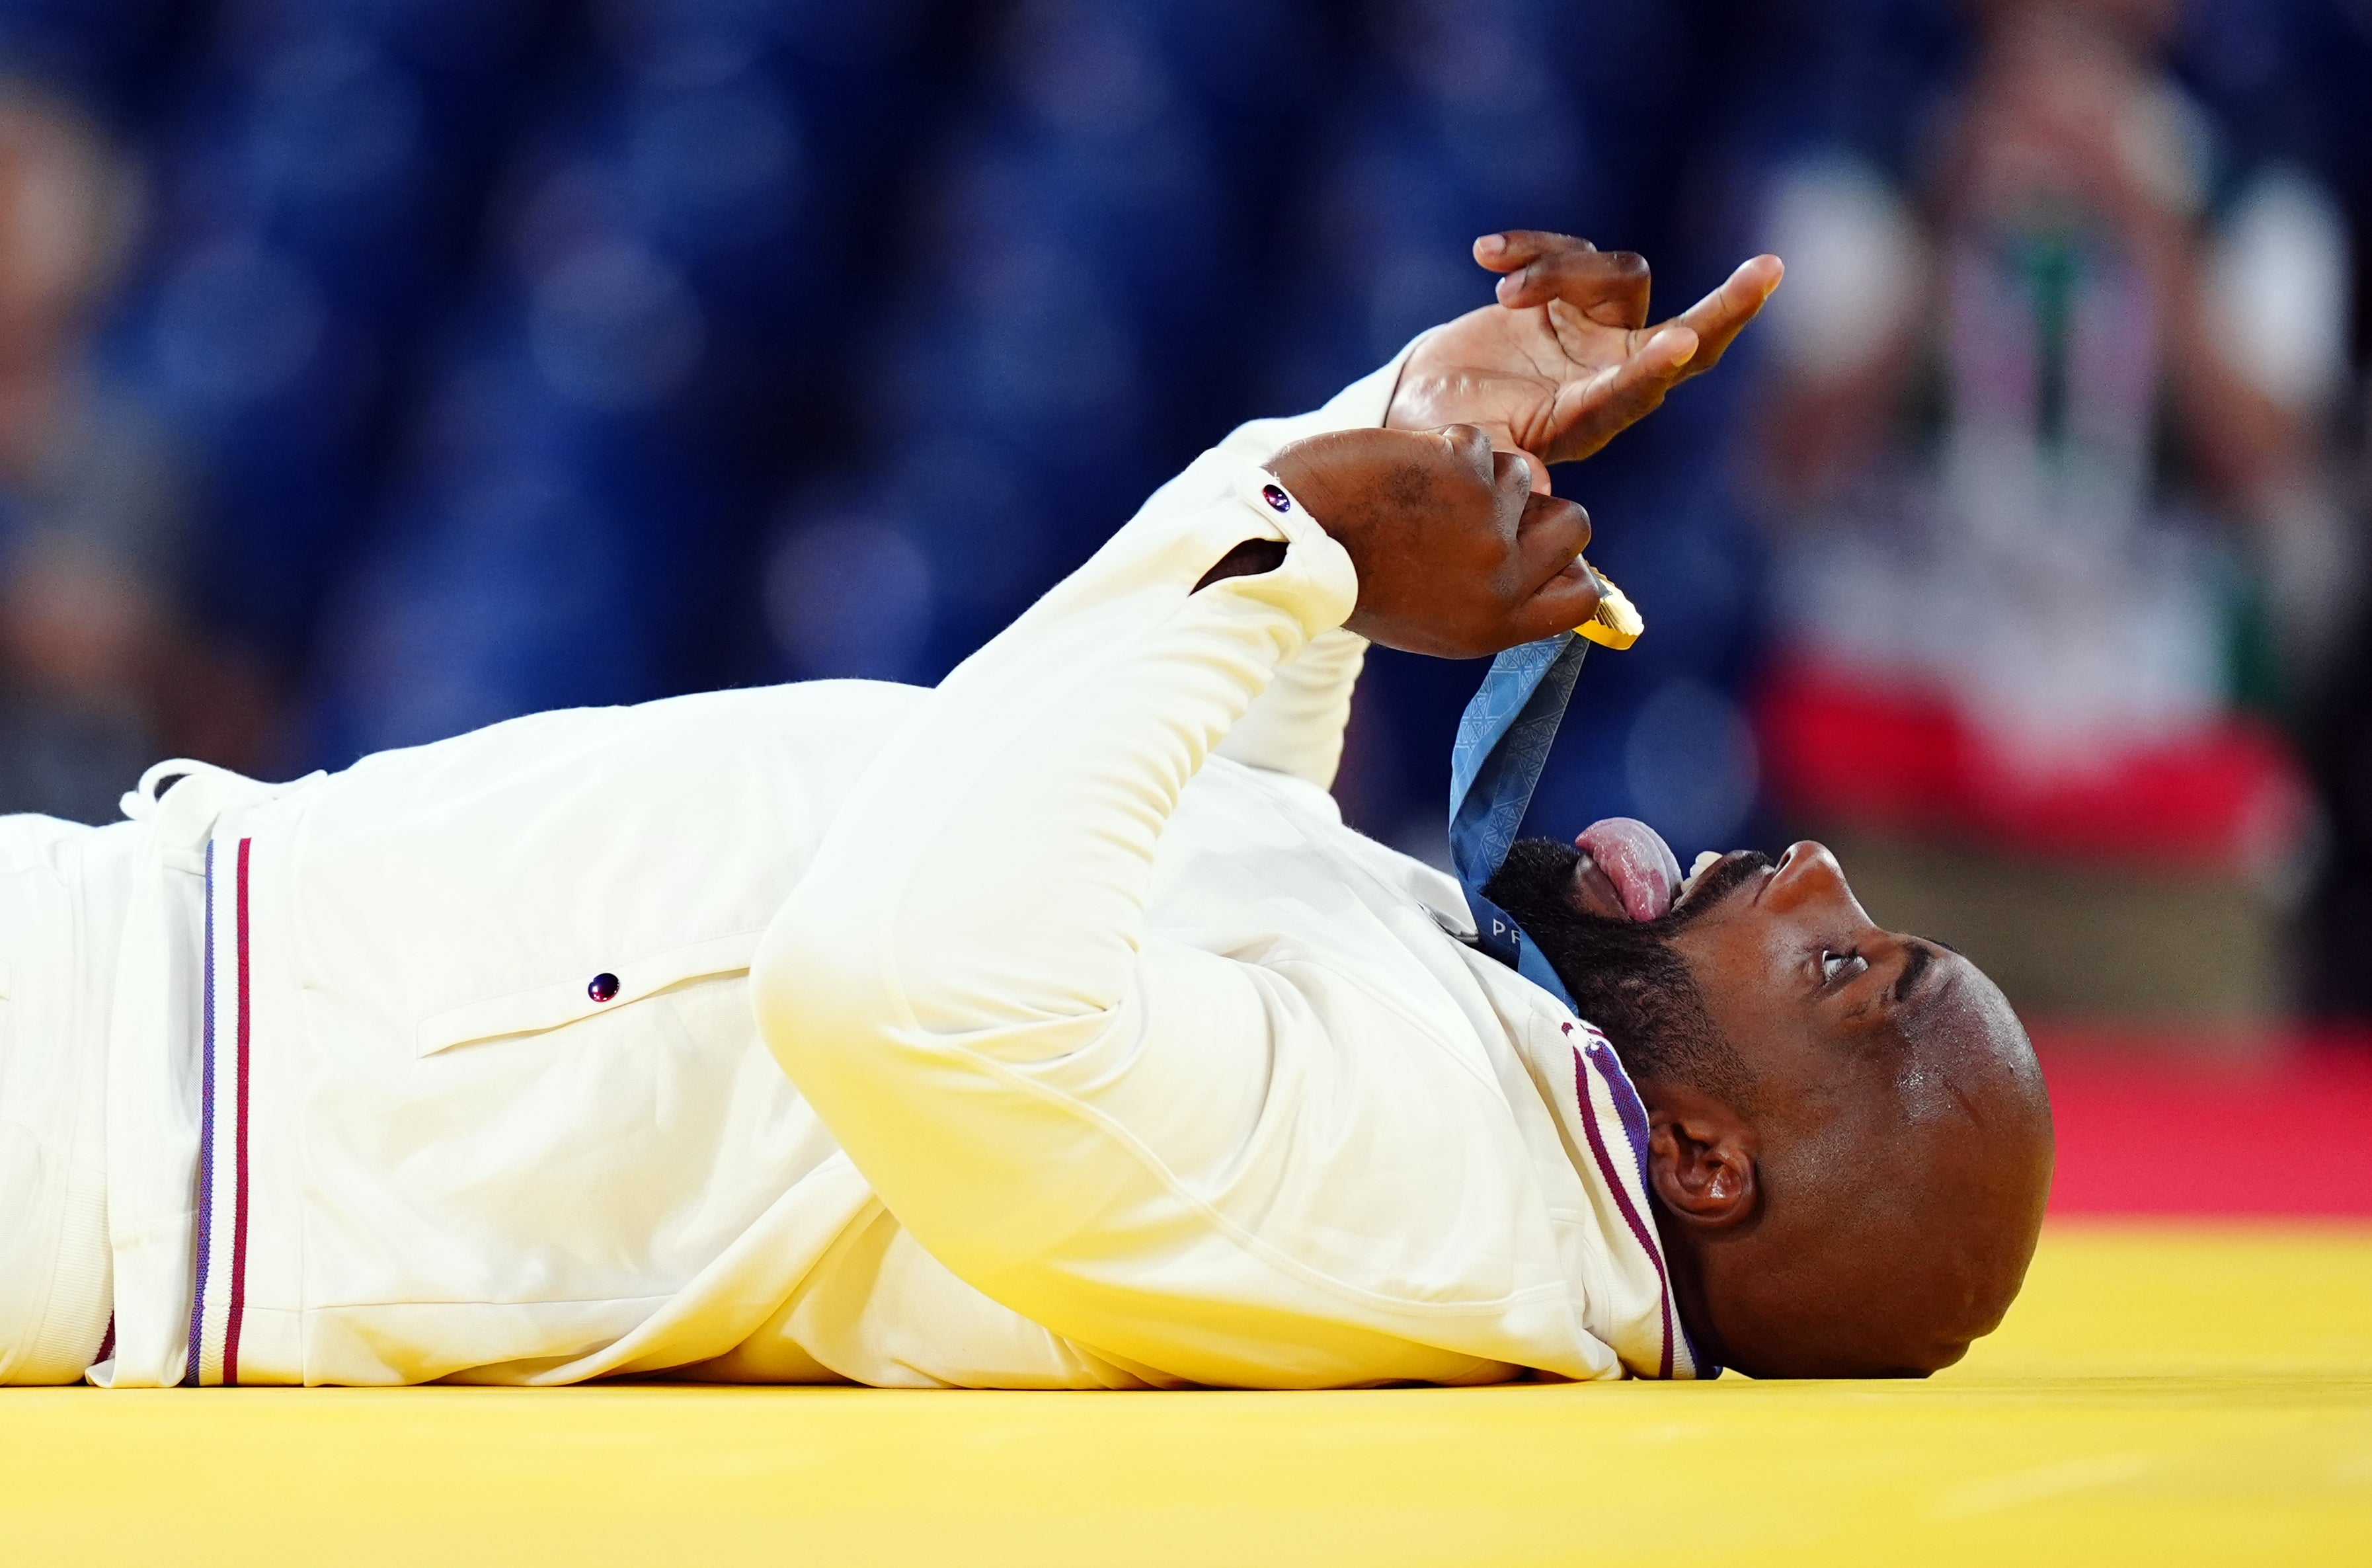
[752,370,1566,1388]
[1140,341,1420,792]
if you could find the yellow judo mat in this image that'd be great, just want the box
[6,1221,2367,1567]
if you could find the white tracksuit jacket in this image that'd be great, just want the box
[0,348,1704,1390]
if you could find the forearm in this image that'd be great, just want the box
[750,463,1350,1327]
[757,460,1350,1080]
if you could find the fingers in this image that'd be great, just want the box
[1667,253,1784,373]
[1491,244,1653,328]
[1513,558,1605,647]
[1472,230,1597,273]
[1515,490,1591,568]
[1513,446,1551,496]
[1509,495,1599,641]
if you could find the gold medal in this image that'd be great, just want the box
[1574,558,1643,650]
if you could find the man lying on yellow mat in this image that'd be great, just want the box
[0,235,2050,1392]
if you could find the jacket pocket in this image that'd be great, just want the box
[415,927,766,1057]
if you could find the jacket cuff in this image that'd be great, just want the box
[1208,463,1357,639]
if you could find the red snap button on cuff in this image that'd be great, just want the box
[588,972,621,1003]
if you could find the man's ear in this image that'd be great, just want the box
[1643,1083,1758,1230]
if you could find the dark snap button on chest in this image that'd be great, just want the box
[588,972,621,1003]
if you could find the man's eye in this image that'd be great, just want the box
[1820,949,1869,984]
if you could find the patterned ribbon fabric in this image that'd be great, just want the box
[1447,631,1589,1009]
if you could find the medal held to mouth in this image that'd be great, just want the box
[1573,557,1643,650]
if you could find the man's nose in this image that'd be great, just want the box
[1763,840,1851,913]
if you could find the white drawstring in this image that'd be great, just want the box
[118,758,221,826]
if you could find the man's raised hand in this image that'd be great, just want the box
[1386,233,1785,482]
[1266,424,1600,660]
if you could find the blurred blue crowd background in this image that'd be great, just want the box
[1,0,2370,1015]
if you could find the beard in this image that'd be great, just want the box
[1483,838,1768,1104]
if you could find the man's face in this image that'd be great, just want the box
[1559,825,1965,1059]
[1675,840,2047,1356]
[1496,822,2055,1376]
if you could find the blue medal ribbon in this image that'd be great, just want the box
[1446,631,1589,1008]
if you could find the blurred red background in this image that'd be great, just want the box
[2043,1028,2372,1214]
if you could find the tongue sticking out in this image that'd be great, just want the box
[1575,817,1682,922]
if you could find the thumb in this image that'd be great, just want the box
[1549,323,1700,461]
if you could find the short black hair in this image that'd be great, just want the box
[1484,836,1757,1106]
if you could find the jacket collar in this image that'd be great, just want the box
[1499,987,1718,1380]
